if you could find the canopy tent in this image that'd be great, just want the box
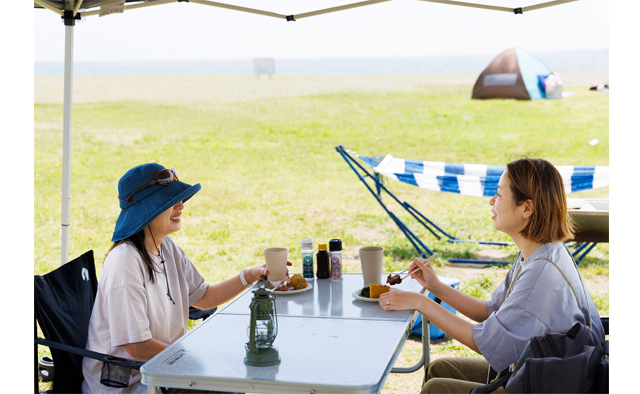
[34,0,582,266]
[471,47,559,100]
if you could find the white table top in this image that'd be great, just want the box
[141,273,427,394]
[219,273,422,321]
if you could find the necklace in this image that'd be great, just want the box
[150,230,175,305]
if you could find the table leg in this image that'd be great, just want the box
[422,313,430,373]
[147,385,159,394]
[390,313,431,374]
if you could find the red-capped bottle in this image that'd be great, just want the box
[329,239,343,281]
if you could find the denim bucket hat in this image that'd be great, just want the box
[112,163,201,241]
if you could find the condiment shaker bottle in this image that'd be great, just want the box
[329,239,343,281]
[316,243,330,279]
[301,238,314,281]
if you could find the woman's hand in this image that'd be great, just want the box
[409,257,440,292]
[250,261,294,282]
[379,289,480,354]
[194,261,293,310]
[378,289,422,311]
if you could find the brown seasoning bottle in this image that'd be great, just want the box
[316,243,330,279]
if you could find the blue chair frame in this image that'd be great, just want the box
[336,144,598,264]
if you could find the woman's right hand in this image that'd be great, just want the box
[410,257,440,292]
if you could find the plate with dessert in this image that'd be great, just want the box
[272,274,313,294]
[352,283,393,302]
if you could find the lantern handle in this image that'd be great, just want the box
[272,292,278,339]
[247,304,258,354]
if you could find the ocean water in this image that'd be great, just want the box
[34,50,608,77]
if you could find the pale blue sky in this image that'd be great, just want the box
[34,0,609,62]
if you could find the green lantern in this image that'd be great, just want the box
[244,279,280,366]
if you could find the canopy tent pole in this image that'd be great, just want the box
[73,0,84,16]
[79,0,288,20]
[34,0,64,15]
[290,0,391,21]
[80,0,178,17]
[416,0,511,12]
[522,0,579,12]
[67,0,579,22]
[189,0,287,20]
[61,10,76,265]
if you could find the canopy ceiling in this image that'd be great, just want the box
[35,0,581,22]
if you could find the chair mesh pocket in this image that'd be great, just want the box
[100,361,131,388]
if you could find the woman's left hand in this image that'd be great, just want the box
[378,289,421,311]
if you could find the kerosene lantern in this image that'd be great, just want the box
[244,279,280,366]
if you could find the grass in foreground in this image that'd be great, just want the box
[35,80,608,393]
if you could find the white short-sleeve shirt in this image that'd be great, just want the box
[472,242,604,372]
[81,237,208,393]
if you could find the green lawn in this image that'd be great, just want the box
[35,80,608,393]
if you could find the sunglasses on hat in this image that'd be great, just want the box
[120,168,179,204]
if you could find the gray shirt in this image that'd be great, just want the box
[472,242,605,372]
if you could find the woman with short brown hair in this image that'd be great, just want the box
[506,158,574,244]
[379,157,604,394]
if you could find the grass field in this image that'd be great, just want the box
[35,73,609,393]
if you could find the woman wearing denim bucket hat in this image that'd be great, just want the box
[82,163,288,394]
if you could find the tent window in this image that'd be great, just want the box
[483,73,518,86]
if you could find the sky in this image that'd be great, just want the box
[33,0,609,62]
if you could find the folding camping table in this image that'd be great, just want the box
[141,274,432,394]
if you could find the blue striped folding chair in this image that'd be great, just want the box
[336,145,608,264]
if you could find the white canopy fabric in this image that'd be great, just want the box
[34,0,583,265]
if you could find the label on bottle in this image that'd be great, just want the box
[302,252,314,278]
[330,255,342,280]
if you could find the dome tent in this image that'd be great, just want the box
[472,48,556,101]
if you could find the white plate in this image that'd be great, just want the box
[351,289,393,303]
[273,283,313,295]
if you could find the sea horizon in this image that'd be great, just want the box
[35,49,608,77]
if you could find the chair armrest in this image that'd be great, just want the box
[188,306,217,321]
[35,337,145,370]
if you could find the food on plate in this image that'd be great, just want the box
[277,282,289,292]
[386,274,402,286]
[369,283,390,298]
[359,286,371,298]
[290,274,307,290]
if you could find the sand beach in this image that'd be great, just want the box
[35,70,609,104]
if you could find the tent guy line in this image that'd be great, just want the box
[35,0,581,21]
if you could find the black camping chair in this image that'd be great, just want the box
[35,250,217,394]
